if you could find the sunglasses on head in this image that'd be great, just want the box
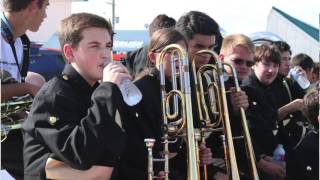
[232,58,255,67]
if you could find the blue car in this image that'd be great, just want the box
[29,34,65,81]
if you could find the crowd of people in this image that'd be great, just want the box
[1,0,319,180]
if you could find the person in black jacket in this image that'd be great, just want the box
[175,11,230,180]
[1,1,49,179]
[123,14,176,77]
[206,33,255,179]
[287,84,319,180]
[22,13,131,180]
[119,28,214,180]
[267,41,307,152]
[242,44,304,180]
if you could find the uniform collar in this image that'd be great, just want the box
[61,64,99,94]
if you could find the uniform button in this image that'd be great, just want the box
[306,166,312,171]
[252,101,257,105]
[62,75,69,80]
[49,116,57,125]
[135,113,139,117]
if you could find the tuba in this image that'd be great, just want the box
[191,50,259,180]
[1,94,32,142]
[144,44,200,180]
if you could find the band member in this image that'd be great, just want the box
[1,0,49,178]
[123,14,176,77]
[177,12,250,179]
[209,34,255,179]
[118,28,213,180]
[1,0,48,100]
[287,83,319,180]
[242,44,291,180]
[176,11,222,69]
[23,13,130,180]
[269,42,309,152]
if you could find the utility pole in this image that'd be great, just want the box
[112,0,115,28]
[106,0,116,29]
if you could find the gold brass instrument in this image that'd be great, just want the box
[1,94,32,142]
[224,63,259,180]
[144,44,200,180]
[191,50,259,180]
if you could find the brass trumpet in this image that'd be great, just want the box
[191,50,259,180]
[144,44,200,180]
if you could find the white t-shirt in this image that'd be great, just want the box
[0,35,23,82]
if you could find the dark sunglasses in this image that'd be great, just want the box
[232,58,255,67]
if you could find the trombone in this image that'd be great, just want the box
[144,44,200,180]
[191,50,259,180]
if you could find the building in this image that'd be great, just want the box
[267,7,319,62]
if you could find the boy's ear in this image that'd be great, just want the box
[148,52,156,64]
[63,44,75,64]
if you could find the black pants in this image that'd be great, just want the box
[1,129,24,180]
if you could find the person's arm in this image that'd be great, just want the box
[1,71,45,101]
[256,156,286,179]
[278,99,304,120]
[1,82,39,101]
[45,158,113,180]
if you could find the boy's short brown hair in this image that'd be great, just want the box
[303,83,319,128]
[254,43,281,65]
[220,33,255,56]
[58,13,113,50]
[2,0,45,12]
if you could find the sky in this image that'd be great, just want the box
[72,0,319,36]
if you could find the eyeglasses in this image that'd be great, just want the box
[232,58,255,67]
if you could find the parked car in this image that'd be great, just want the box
[29,41,65,81]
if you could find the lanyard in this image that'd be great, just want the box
[1,12,24,81]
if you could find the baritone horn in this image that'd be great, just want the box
[144,44,200,180]
[191,50,259,180]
